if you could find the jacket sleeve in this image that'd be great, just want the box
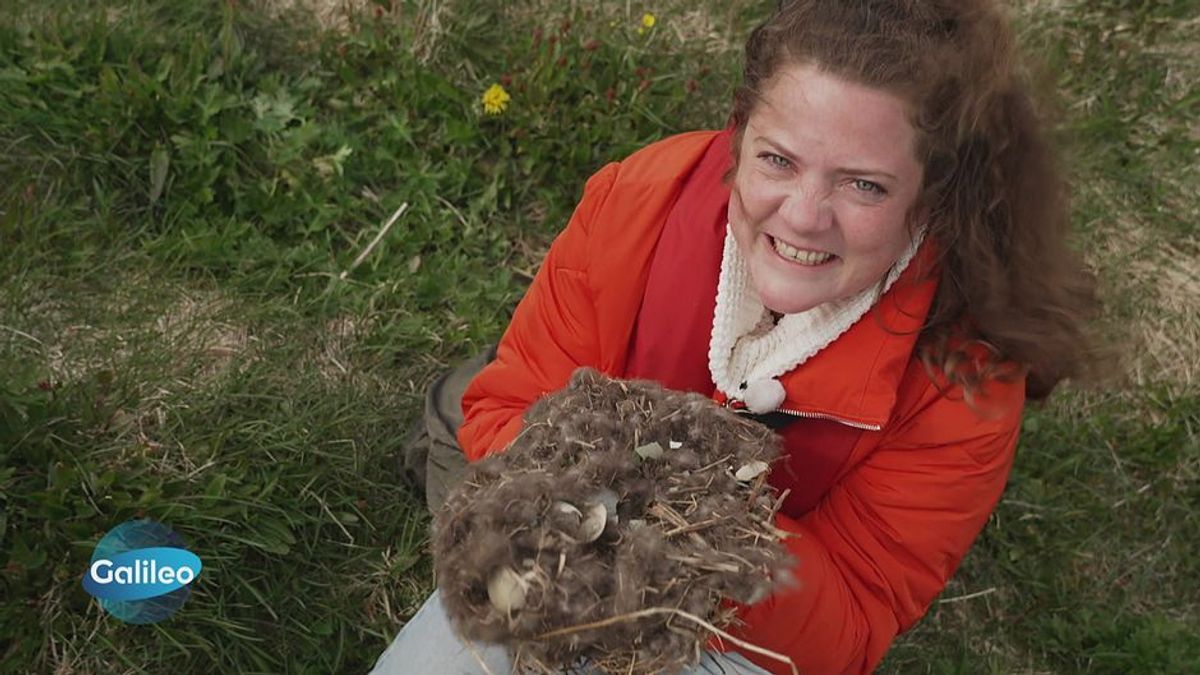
[456,163,620,461]
[730,378,1024,674]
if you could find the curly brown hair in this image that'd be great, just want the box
[727,0,1101,401]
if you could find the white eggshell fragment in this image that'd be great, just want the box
[744,584,770,606]
[579,502,608,542]
[734,460,770,482]
[552,501,582,522]
[634,441,665,460]
[487,566,527,613]
[593,489,619,515]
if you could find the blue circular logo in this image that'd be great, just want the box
[81,520,202,624]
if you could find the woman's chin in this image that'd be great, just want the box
[754,282,825,315]
[747,266,824,315]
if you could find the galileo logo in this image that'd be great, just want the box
[82,520,202,624]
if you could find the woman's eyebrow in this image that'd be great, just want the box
[836,166,898,181]
[754,136,800,161]
[755,136,898,181]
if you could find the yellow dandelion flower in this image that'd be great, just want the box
[642,13,656,29]
[481,83,511,115]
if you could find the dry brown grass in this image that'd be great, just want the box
[1126,241,1200,389]
[252,0,457,63]
[1007,0,1200,403]
[1072,182,1200,398]
[495,0,753,55]
[154,292,255,380]
[252,0,370,34]
[5,279,255,387]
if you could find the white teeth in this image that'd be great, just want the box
[771,236,833,265]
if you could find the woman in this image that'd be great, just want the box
[378,0,1099,672]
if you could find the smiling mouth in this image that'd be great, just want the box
[767,234,837,266]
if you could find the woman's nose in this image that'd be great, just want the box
[778,183,833,233]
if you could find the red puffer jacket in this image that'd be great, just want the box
[458,129,1024,674]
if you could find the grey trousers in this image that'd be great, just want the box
[399,344,497,513]
[369,591,771,675]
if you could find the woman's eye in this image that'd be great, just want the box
[852,178,886,196]
[759,153,790,170]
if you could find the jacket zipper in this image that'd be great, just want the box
[724,399,882,431]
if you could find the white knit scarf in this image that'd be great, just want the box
[708,224,924,406]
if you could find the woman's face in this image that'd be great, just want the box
[729,62,925,314]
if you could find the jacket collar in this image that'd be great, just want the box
[760,238,939,430]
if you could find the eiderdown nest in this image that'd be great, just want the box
[433,368,796,674]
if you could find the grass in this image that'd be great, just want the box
[0,0,1196,672]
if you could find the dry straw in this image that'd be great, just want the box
[434,368,798,674]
